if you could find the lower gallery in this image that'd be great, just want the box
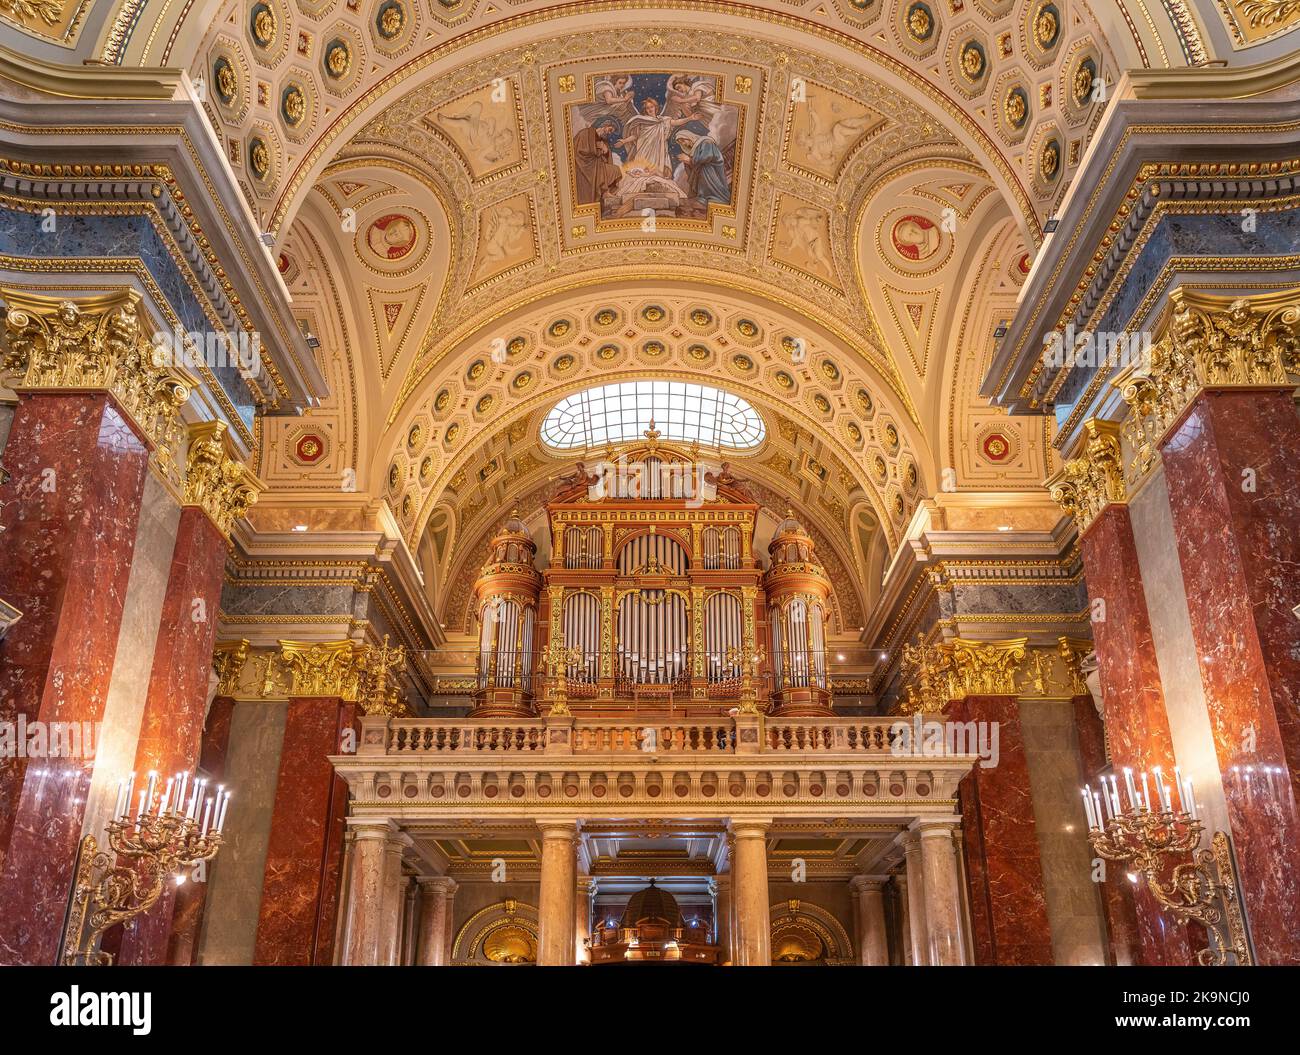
[0,0,1297,973]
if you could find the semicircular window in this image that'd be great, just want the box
[541,380,765,450]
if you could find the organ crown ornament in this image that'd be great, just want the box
[184,421,263,537]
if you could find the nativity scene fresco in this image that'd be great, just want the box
[567,72,740,222]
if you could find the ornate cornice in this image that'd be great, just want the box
[183,421,263,538]
[1118,290,1300,474]
[1045,419,1125,534]
[0,288,191,470]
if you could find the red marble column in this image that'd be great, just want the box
[1079,506,1197,966]
[166,693,236,965]
[1158,388,1300,965]
[0,392,150,965]
[950,694,1054,964]
[252,696,356,965]
[1070,693,1141,966]
[113,506,229,965]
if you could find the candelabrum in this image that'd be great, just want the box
[1083,767,1252,967]
[725,646,766,714]
[61,770,230,966]
[542,643,584,716]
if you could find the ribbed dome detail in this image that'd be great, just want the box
[619,880,682,928]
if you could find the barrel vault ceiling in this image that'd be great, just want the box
[6,0,1290,628]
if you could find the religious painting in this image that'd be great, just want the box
[890,214,941,263]
[567,72,740,222]
[365,213,419,261]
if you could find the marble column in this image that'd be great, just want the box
[951,693,1054,964]
[901,832,929,965]
[575,874,594,964]
[400,880,419,966]
[166,691,238,965]
[116,505,230,965]
[1157,388,1300,965]
[730,820,771,966]
[415,876,457,965]
[378,832,407,966]
[253,693,357,965]
[915,820,965,965]
[851,875,889,966]
[1071,692,1141,966]
[896,876,913,966]
[0,389,151,965]
[339,821,396,966]
[710,874,733,964]
[1077,504,1197,965]
[536,821,578,966]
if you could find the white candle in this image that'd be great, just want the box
[200,795,213,834]
[135,789,147,825]
[1140,770,1151,812]
[124,772,136,818]
[1153,767,1169,812]
[1123,768,1138,808]
[159,777,174,815]
[1082,787,1095,829]
[175,772,188,815]
[145,771,158,814]
[1173,766,1185,811]
[1093,791,1104,831]
[1108,775,1122,816]
[113,778,126,821]
[1183,777,1198,821]
[216,791,231,833]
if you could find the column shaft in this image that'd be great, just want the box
[852,877,889,966]
[536,822,577,966]
[415,877,456,965]
[0,393,150,965]
[1158,389,1300,964]
[731,822,771,966]
[902,834,929,965]
[252,695,356,965]
[917,823,965,965]
[339,824,393,965]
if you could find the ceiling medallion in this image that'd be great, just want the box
[445,423,461,444]
[884,422,900,450]
[376,0,405,39]
[213,56,237,105]
[324,38,352,79]
[420,456,433,482]
[642,340,666,357]
[732,353,754,371]
[1072,58,1098,106]
[295,432,325,463]
[687,344,709,361]
[775,371,793,389]
[407,422,423,449]
[958,41,986,81]
[512,371,533,390]
[594,308,618,327]
[596,344,619,361]
[554,354,576,372]
[248,137,271,181]
[387,463,400,489]
[434,389,450,412]
[250,3,276,48]
[821,360,840,382]
[476,395,495,414]
[736,319,759,338]
[467,359,486,381]
[905,2,935,42]
[813,394,832,414]
[846,421,862,443]
[1033,3,1061,49]
[641,305,666,323]
[507,336,527,356]
[982,431,1012,461]
[855,388,874,415]
[690,308,712,327]
[1040,137,1062,182]
[548,319,572,338]
[281,84,306,127]
[1004,85,1029,129]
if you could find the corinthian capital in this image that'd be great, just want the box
[183,421,263,537]
[1047,419,1125,533]
[276,640,369,701]
[1,289,191,463]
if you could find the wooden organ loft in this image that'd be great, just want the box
[472,439,835,718]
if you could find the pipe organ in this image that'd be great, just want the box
[471,444,836,716]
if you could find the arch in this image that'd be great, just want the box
[451,899,540,965]
[769,899,855,965]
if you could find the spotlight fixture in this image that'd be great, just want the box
[993,320,1008,339]
[259,232,276,247]
[1043,217,1060,234]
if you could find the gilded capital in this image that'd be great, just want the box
[184,421,263,537]
[277,639,369,701]
[1047,418,1125,533]
[212,639,249,698]
[1120,290,1300,452]
[1,289,191,468]
[949,638,1027,698]
[357,635,411,717]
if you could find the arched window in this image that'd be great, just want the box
[541,381,765,450]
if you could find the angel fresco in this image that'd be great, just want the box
[569,72,738,222]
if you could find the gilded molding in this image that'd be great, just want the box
[1046,418,1125,533]
[277,639,369,701]
[0,289,191,471]
[183,421,263,538]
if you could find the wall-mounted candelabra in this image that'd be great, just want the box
[1082,767,1252,966]
[61,770,230,965]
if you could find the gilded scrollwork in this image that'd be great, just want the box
[1046,418,1124,533]
[184,422,263,537]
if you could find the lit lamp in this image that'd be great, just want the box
[1082,766,1252,966]
[61,770,230,965]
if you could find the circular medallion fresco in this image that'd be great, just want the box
[889,213,941,263]
[295,432,325,463]
[365,213,418,261]
[981,432,1012,462]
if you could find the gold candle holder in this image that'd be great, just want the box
[61,771,229,966]
[1084,769,1252,966]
